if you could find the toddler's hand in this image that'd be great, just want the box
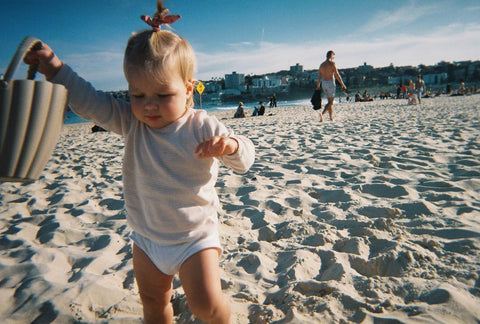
[23,42,63,80]
[195,136,239,159]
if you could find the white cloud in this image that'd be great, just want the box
[196,22,480,80]
[65,51,126,90]
[358,2,438,33]
[196,41,325,79]
[62,21,480,89]
[466,6,480,11]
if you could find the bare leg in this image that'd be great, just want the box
[320,105,329,122]
[133,243,174,324]
[326,97,334,121]
[180,248,231,324]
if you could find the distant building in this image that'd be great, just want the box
[204,81,222,93]
[387,76,415,85]
[290,63,303,74]
[423,73,448,85]
[252,75,282,88]
[388,73,448,85]
[225,72,245,90]
[358,62,374,73]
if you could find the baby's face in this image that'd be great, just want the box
[128,72,193,129]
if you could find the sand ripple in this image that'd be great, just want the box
[1,95,480,323]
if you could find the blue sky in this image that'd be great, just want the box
[1,0,479,90]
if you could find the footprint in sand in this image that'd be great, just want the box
[36,217,60,244]
[99,198,124,210]
[356,183,409,198]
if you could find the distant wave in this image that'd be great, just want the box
[64,110,88,124]
[64,98,316,124]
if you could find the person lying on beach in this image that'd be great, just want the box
[23,1,255,323]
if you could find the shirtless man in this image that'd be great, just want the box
[415,75,425,104]
[316,50,347,121]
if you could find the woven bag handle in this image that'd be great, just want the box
[1,36,42,83]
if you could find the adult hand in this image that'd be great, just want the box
[23,42,63,80]
[195,136,239,159]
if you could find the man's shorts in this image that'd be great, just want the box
[417,87,424,98]
[322,81,336,98]
[131,231,221,275]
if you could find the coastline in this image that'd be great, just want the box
[63,97,314,125]
[1,95,480,323]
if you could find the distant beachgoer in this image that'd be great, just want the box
[24,1,255,322]
[269,93,277,108]
[316,50,347,121]
[446,83,452,94]
[416,75,425,104]
[407,80,418,105]
[91,125,107,132]
[234,102,247,118]
[363,90,373,101]
[253,101,265,116]
[355,91,364,102]
[252,101,266,116]
[401,84,408,98]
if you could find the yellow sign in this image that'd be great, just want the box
[196,81,205,95]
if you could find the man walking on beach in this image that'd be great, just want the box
[316,50,347,121]
[416,75,425,104]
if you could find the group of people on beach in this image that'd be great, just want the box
[233,50,349,122]
[354,90,374,102]
[399,75,426,105]
[233,101,266,118]
[450,82,478,96]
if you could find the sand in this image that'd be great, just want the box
[1,94,479,323]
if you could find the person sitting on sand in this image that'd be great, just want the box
[234,102,247,118]
[252,101,265,116]
[355,91,364,102]
[363,90,373,101]
[24,1,255,322]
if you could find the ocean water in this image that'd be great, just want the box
[63,98,313,124]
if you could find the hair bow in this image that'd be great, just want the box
[141,8,181,31]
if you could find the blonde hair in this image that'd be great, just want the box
[123,21,196,107]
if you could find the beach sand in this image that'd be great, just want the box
[1,95,479,323]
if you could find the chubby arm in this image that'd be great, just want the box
[23,42,63,80]
[195,136,239,158]
[196,135,255,173]
[25,41,130,135]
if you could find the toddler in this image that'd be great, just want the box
[24,2,255,323]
